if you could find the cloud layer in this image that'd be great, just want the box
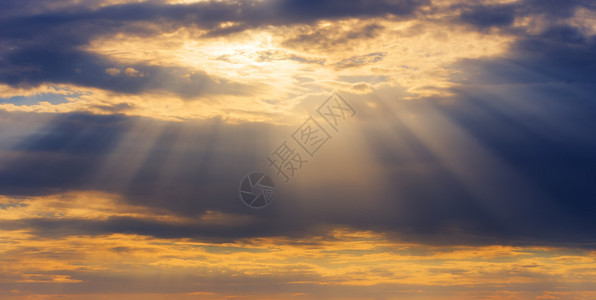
[1,0,596,298]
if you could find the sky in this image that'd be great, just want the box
[0,0,595,299]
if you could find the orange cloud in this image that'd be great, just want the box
[1,193,594,299]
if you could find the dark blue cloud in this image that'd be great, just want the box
[460,4,516,28]
[455,25,596,87]
[0,111,277,214]
[521,0,595,18]
[278,0,428,21]
[457,0,596,30]
[12,114,128,154]
[431,22,596,245]
[0,113,130,195]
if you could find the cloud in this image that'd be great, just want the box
[459,4,516,29]
[105,67,121,76]
[335,52,385,69]
[1,84,595,249]
[0,0,431,98]
[457,0,596,31]
[0,2,594,248]
[0,43,253,98]
[0,0,594,250]
[1,1,596,298]
[0,0,520,119]
[124,67,143,77]
[0,226,594,298]
[277,0,428,21]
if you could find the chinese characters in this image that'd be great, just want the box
[267,92,356,182]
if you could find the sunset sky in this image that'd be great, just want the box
[1,0,595,299]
